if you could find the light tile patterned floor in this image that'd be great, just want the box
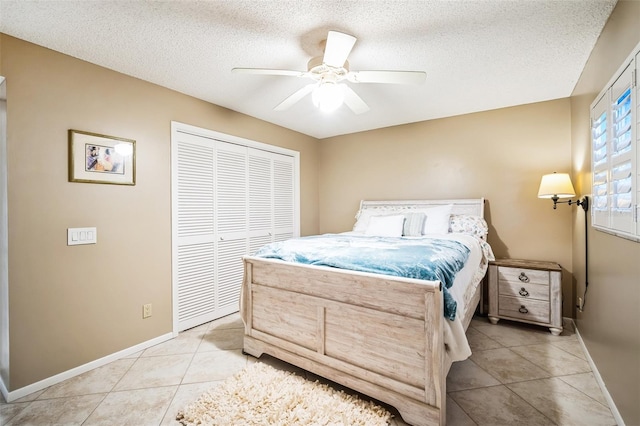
[0,314,617,425]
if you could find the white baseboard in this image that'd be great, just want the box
[567,317,625,426]
[0,372,8,403]
[1,331,175,403]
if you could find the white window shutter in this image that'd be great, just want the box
[591,93,609,229]
[636,51,640,238]
[609,65,635,234]
[590,50,639,242]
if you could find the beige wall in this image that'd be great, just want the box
[1,34,319,390]
[319,99,575,316]
[570,1,640,424]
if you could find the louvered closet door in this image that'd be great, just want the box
[173,124,299,332]
[248,149,296,252]
[248,149,274,254]
[174,132,217,331]
[273,154,296,242]
[215,142,248,316]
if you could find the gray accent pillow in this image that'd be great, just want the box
[403,212,426,237]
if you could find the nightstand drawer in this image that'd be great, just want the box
[498,296,550,323]
[497,266,550,286]
[498,280,549,301]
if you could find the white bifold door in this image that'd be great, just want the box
[172,125,298,332]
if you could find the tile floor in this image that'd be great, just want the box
[0,314,617,426]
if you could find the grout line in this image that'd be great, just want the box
[158,321,210,426]
[445,392,480,425]
[503,382,561,426]
[546,339,590,362]
[79,393,110,426]
[555,372,615,411]
[162,315,248,423]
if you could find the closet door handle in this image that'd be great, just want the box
[519,305,529,314]
[519,287,529,297]
[518,272,530,283]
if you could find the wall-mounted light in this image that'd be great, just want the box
[538,171,590,312]
[537,172,589,212]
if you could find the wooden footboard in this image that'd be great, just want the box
[241,256,448,426]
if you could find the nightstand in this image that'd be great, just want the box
[488,259,563,335]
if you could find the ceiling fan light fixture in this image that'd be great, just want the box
[312,81,345,113]
[233,30,425,114]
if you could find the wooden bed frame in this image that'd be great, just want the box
[241,199,486,426]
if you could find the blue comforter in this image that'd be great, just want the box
[253,234,470,320]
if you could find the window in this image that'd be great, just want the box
[590,43,639,242]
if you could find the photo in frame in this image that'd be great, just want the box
[68,129,136,185]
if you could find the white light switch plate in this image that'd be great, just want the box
[67,227,97,245]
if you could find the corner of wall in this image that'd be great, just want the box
[0,76,9,392]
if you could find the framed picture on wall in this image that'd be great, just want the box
[68,129,136,185]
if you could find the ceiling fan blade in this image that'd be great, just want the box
[232,67,307,78]
[343,85,370,115]
[274,84,316,111]
[347,70,426,85]
[323,31,357,68]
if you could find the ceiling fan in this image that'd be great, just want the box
[232,31,427,114]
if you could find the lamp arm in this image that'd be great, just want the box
[551,195,589,212]
[569,196,589,212]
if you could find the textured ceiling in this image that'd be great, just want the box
[0,0,617,139]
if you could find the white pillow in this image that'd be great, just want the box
[353,209,395,232]
[353,209,376,232]
[422,204,453,234]
[365,214,405,237]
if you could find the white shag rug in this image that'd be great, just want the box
[176,362,392,425]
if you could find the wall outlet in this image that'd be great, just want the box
[577,297,584,312]
[143,303,152,319]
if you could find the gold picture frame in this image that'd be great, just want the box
[68,129,136,185]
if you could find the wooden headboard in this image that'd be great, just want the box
[358,198,485,218]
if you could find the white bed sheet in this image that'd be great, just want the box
[431,233,484,361]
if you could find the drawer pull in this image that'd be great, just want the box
[519,287,530,297]
[518,272,530,283]
[519,305,529,314]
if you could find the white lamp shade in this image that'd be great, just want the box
[312,82,345,112]
[538,172,576,198]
